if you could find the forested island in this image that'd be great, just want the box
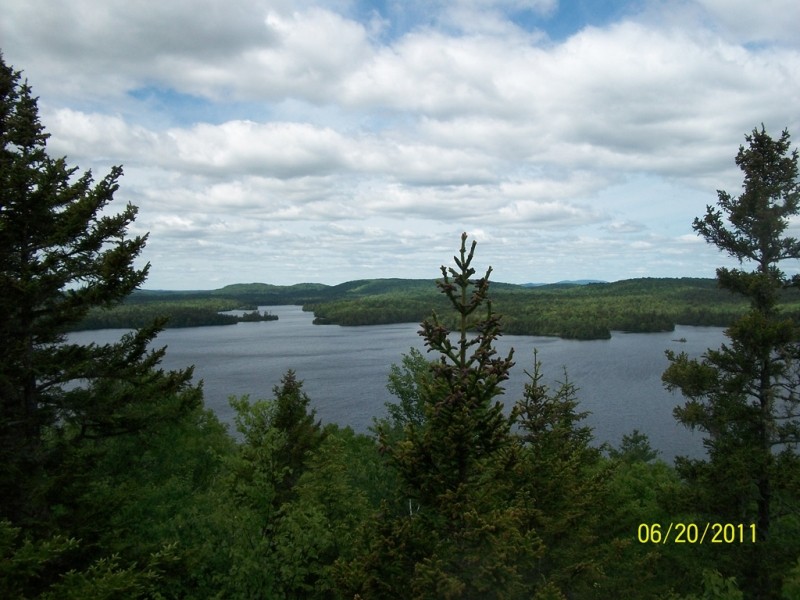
[75,297,278,330]
[3,55,800,599]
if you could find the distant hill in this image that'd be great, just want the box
[135,278,439,304]
[213,282,329,295]
[133,277,707,308]
[118,276,800,340]
[522,279,607,287]
[300,276,753,338]
[139,277,606,299]
[326,278,435,296]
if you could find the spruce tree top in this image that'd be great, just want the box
[694,126,800,309]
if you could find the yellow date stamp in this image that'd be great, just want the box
[637,523,756,544]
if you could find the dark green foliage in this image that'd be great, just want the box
[50,406,234,597]
[216,378,381,599]
[511,352,609,595]
[0,402,229,598]
[604,429,661,463]
[0,521,79,598]
[783,558,800,599]
[269,428,373,598]
[372,347,435,456]
[399,233,515,504]
[669,570,745,600]
[270,370,326,502]
[307,276,800,338]
[74,298,278,330]
[0,54,200,528]
[343,234,541,599]
[596,435,716,599]
[663,126,800,599]
[0,520,180,599]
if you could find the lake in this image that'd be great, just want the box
[68,305,728,462]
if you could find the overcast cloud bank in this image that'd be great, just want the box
[2,0,799,288]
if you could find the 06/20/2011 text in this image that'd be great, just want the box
[637,523,756,544]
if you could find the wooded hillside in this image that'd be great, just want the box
[80,276,800,339]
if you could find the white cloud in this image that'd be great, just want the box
[606,220,646,234]
[693,0,800,45]
[167,120,349,177]
[206,7,372,101]
[1,1,371,104]
[44,109,161,166]
[2,0,798,288]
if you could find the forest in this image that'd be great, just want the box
[76,297,278,330]
[302,276,794,339]
[74,276,800,340]
[2,54,800,599]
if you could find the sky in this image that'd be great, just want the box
[2,0,799,289]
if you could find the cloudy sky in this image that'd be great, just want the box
[2,0,799,289]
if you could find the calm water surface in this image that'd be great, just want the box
[69,305,728,461]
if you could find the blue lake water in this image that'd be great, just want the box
[68,305,728,462]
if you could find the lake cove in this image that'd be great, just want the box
[68,305,727,462]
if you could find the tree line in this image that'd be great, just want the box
[74,276,796,339]
[75,300,278,330]
[2,54,799,598]
[305,277,800,340]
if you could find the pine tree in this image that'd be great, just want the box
[512,351,609,595]
[343,233,539,599]
[0,54,200,526]
[400,232,515,504]
[662,126,800,599]
[270,370,325,503]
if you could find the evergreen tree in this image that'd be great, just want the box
[224,371,325,533]
[662,126,800,599]
[0,54,200,527]
[269,428,373,599]
[221,375,338,598]
[406,232,515,504]
[512,351,608,596]
[270,370,325,503]
[603,429,660,464]
[343,233,539,599]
